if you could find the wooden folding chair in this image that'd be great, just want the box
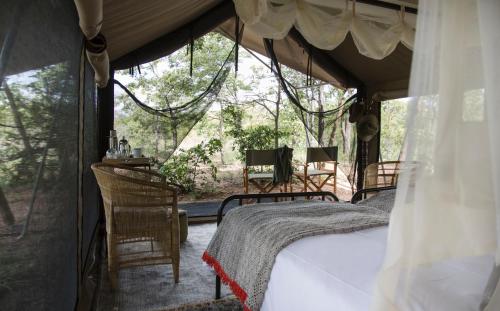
[243,149,278,194]
[295,147,338,193]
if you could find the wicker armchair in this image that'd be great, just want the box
[91,163,180,288]
[363,161,417,189]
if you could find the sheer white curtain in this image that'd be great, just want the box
[373,0,500,310]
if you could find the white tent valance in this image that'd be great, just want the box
[234,0,416,60]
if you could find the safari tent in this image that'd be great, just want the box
[1,0,499,310]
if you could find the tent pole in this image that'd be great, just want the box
[97,70,115,159]
[355,88,367,190]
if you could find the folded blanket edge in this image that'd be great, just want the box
[202,251,251,311]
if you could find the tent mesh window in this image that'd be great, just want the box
[116,37,360,191]
[0,0,98,309]
[114,43,235,161]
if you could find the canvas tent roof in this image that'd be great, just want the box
[1,0,417,100]
[102,0,225,63]
[76,0,418,100]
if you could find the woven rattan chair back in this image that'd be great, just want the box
[363,161,417,189]
[91,162,180,287]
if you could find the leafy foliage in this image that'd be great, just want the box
[228,124,289,162]
[114,32,234,162]
[114,31,405,193]
[0,64,78,188]
[221,105,243,136]
[159,138,222,192]
[380,100,408,161]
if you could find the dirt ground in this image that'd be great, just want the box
[179,164,356,203]
[0,186,78,310]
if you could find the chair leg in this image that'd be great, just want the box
[170,231,180,283]
[243,168,249,194]
[172,257,180,283]
[107,234,118,289]
[334,164,337,194]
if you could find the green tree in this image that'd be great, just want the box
[114,32,234,162]
[380,99,408,161]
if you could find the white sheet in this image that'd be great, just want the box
[261,226,493,311]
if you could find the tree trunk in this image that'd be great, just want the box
[328,98,345,146]
[171,122,178,150]
[305,112,312,147]
[340,117,347,153]
[317,86,325,145]
[4,82,33,154]
[0,186,15,226]
[154,116,160,158]
[274,84,281,148]
[218,105,225,164]
[165,100,178,151]
[303,88,312,147]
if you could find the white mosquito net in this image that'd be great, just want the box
[373,0,500,310]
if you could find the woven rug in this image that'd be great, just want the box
[160,296,243,311]
[96,224,232,311]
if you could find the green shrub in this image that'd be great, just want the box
[231,125,289,162]
[159,138,222,192]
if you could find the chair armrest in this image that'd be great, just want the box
[165,182,183,194]
[109,163,165,179]
[293,162,307,172]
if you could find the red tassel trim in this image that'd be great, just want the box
[202,251,252,311]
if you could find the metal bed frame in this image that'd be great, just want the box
[215,191,338,298]
[350,186,397,203]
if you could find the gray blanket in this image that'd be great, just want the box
[356,189,397,213]
[203,201,389,311]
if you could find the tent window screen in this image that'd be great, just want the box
[0,0,95,309]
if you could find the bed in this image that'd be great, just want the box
[261,226,492,311]
[205,189,493,311]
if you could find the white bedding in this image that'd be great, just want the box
[261,226,494,311]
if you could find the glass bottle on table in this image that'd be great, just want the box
[119,136,131,158]
[106,137,117,159]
